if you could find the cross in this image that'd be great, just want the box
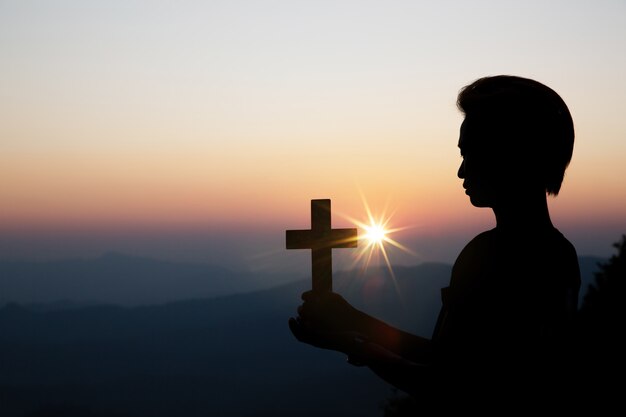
[286,199,358,292]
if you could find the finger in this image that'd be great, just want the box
[297,303,319,319]
[288,317,305,342]
[289,318,319,346]
[301,290,316,301]
[297,304,322,322]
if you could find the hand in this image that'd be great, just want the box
[295,290,362,333]
[288,290,366,353]
[288,291,424,370]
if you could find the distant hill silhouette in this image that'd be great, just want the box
[0,263,452,417]
[0,253,603,309]
[0,252,300,307]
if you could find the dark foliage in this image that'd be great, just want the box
[576,235,625,411]
[579,234,626,332]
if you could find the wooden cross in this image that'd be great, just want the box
[286,199,358,292]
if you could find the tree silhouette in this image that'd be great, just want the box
[577,234,625,410]
[579,234,626,322]
[579,235,625,352]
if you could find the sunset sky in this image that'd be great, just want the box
[1,1,625,274]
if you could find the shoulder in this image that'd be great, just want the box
[451,227,580,287]
[549,229,579,260]
[464,226,577,261]
[449,229,498,287]
[452,229,502,271]
[545,228,581,287]
[456,229,498,259]
[535,228,580,273]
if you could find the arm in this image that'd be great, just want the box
[290,290,432,359]
[288,291,435,394]
[345,337,435,397]
[349,308,432,364]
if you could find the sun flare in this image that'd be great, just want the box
[337,192,416,280]
[363,223,387,246]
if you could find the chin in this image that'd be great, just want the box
[469,195,492,208]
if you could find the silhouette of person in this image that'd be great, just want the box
[289,75,581,411]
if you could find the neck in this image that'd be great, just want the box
[492,190,553,230]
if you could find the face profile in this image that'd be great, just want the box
[457,118,499,208]
[457,116,512,209]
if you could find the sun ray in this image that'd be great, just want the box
[332,191,429,313]
[338,194,417,281]
[332,190,419,289]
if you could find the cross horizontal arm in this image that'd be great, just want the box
[286,228,358,250]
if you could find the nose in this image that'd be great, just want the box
[457,160,465,179]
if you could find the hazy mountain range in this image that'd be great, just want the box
[0,255,606,416]
[0,252,301,307]
[0,253,604,308]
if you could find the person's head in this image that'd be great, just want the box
[456,75,575,208]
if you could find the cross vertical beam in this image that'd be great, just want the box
[286,199,358,292]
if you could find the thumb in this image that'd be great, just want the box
[288,317,304,341]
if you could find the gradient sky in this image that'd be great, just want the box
[1,1,625,273]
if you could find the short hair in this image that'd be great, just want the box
[456,75,574,195]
